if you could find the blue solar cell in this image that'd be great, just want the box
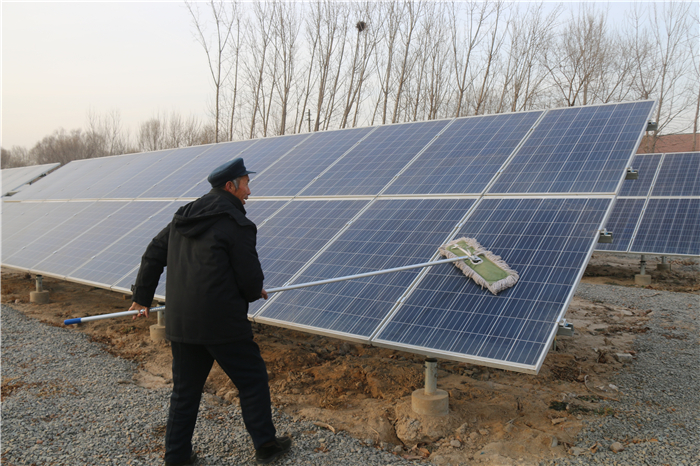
[2,163,60,194]
[596,198,646,252]
[299,120,450,196]
[69,202,188,287]
[374,197,610,371]
[651,152,700,197]
[9,158,119,201]
[251,127,373,196]
[137,142,256,199]
[68,152,170,199]
[618,154,661,197]
[385,112,542,195]
[249,199,370,316]
[257,198,476,339]
[629,198,700,256]
[488,101,654,194]
[3,202,108,270]
[177,135,309,199]
[41,156,144,200]
[1,202,46,244]
[32,201,169,278]
[3,202,97,265]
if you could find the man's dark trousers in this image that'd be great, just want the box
[165,338,277,463]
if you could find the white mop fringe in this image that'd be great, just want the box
[439,237,519,295]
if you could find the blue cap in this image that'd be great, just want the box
[208,158,255,188]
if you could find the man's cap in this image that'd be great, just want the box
[208,158,255,188]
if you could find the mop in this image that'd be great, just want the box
[439,237,519,295]
[64,241,519,325]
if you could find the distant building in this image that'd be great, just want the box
[637,133,698,153]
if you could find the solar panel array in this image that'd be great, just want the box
[2,163,60,195]
[597,152,700,257]
[2,100,655,373]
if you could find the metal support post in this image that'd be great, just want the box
[635,254,652,285]
[30,275,50,304]
[425,358,438,395]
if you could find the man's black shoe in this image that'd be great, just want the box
[165,451,197,466]
[255,436,292,464]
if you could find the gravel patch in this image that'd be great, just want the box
[543,284,700,465]
[1,304,424,465]
[3,282,699,466]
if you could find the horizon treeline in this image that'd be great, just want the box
[3,0,698,169]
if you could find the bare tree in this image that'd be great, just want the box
[137,118,165,152]
[690,7,700,151]
[1,146,31,168]
[372,0,402,125]
[544,4,613,107]
[308,0,345,131]
[186,0,236,143]
[472,1,506,115]
[495,3,559,113]
[271,0,300,135]
[450,1,491,117]
[391,0,422,123]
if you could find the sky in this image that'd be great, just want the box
[2,2,695,150]
[2,1,211,149]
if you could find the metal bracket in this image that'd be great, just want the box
[625,167,638,180]
[598,229,613,243]
[646,121,658,132]
[557,319,574,337]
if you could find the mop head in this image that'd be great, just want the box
[439,237,519,295]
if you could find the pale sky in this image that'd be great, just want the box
[2,1,211,149]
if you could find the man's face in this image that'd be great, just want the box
[228,175,251,204]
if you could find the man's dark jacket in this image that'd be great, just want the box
[132,188,264,344]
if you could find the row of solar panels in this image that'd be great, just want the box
[2,163,60,196]
[9,102,651,202]
[598,152,700,256]
[2,101,655,373]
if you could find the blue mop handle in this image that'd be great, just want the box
[64,305,165,325]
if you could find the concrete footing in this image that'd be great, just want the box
[634,274,652,285]
[656,263,670,271]
[411,388,449,416]
[29,290,50,304]
[150,324,166,342]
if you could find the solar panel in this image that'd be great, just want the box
[2,163,60,195]
[597,151,699,256]
[629,198,700,256]
[1,202,46,243]
[250,199,370,315]
[298,120,450,196]
[651,152,700,196]
[3,202,100,270]
[68,201,187,287]
[8,157,123,201]
[488,101,654,194]
[373,197,611,372]
[618,154,661,197]
[2,100,656,373]
[136,142,255,199]
[251,127,374,197]
[256,198,477,339]
[31,201,169,278]
[385,112,543,195]
[596,198,646,252]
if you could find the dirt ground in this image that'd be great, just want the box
[2,253,698,465]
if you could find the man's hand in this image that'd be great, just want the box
[129,302,150,320]
[261,289,269,300]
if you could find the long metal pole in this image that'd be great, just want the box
[64,255,467,325]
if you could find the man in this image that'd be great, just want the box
[129,158,292,465]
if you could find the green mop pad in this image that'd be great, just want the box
[439,237,519,295]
